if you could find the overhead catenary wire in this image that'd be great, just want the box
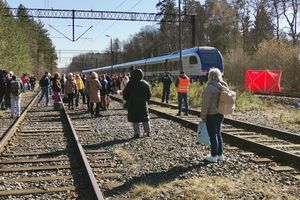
[92,0,145,41]
[80,0,133,49]
[58,0,145,67]
[92,0,129,28]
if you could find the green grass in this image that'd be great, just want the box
[235,90,266,112]
[151,82,300,127]
[151,82,204,107]
[151,82,264,112]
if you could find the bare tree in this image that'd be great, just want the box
[282,0,299,45]
[271,0,284,40]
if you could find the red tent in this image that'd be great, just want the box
[244,70,282,93]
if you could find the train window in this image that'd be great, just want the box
[201,53,221,66]
[189,56,198,64]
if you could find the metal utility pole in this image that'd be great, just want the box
[191,15,196,47]
[179,0,183,71]
[106,35,113,73]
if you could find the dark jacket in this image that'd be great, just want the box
[0,70,6,91]
[123,79,152,122]
[100,78,109,95]
[162,74,173,88]
[39,75,50,87]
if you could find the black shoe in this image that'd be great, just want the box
[176,113,181,116]
[133,134,139,139]
[184,113,188,116]
[94,114,102,117]
[146,132,150,137]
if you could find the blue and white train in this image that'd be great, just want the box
[82,46,224,81]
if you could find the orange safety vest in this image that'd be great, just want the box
[176,77,190,93]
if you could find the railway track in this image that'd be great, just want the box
[0,91,37,139]
[110,95,300,169]
[255,92,300,98]
[1,91,298,198]
[67,108,128,195]
[0,93,103,199]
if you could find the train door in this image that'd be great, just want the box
[184,55,199,79]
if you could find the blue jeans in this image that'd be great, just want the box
[206,114,224,156]
[38,87,49,104]
[177,92,188,114]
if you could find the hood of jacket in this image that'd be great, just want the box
[207,80,228,91]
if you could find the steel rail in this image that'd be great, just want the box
[147,99,300,143]
[110,95,300,169]
[61,102,104,200]
[0,91,40,153]
[255,92,300,98]
[0,92,104,199]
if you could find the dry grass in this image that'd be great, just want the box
[174,176,237,199]
[113,146,134,164]
[239,170,297,200]
[264,103,300,127]
[131,171,298,199]
[132,183,156,197]
[132,176,237,199]
[278,110,300,125]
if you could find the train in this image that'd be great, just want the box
[82,46,224,81]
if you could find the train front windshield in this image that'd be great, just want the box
[199,49,223,71]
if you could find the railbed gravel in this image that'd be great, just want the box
[67,101,300,199]
[0,91,37,138]
[153,95,300,135]
[229,95,300,134]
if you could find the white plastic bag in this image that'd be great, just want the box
[196,122,211,145]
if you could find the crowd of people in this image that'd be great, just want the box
[0,67,229,163]
[0,70,36,118]
[36,71,130,114]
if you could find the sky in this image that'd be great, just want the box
[5,0,165,68]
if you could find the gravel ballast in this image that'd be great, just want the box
[67,101,300,199]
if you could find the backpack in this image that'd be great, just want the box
[11,80,21,96]
[217,89,236,115]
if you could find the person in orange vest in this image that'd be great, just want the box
[175,71,190,116]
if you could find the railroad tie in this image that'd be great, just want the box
[250,157,273,163]
[269,166,295,172]
[0,186,75,196]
